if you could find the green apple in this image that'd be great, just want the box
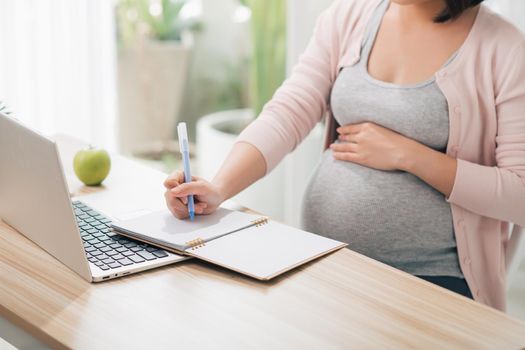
[73,147,111,186]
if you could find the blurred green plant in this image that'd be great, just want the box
[116,0,200,46]
[239,0,286,116]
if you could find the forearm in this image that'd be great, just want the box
[211,142,267,202]
[400,141,457,197]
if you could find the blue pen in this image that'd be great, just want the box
[177,122,195,221]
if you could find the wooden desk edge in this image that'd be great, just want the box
[0,303,68,350]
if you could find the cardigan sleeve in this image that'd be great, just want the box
[448,43,525,227]
[235,1,341,174]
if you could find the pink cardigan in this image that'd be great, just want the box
[236,0,525,311]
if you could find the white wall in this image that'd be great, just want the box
[486,0,525,32]
[287,0,333,73]
[0,0,118,150]
[282,0,333,227]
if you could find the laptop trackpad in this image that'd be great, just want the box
[74,190,166,221]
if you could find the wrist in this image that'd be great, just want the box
[398,140,426,173]
[211,178,230,203]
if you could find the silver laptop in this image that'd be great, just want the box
[0,112,187,282]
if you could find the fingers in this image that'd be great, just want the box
[164,170,200,189]
[164,190,189,219]
[337,123,363,135]
[332,152,362,163]
[165,191,209,218]
[164,170,185,189]
[164,173,205,197]
[331,141,363,164]
[170,181,209,197]
[330,142,358,153]
[338,133,358,143]
[194,202,208,214]
[165,173,218,219]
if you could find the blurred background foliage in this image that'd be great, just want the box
[113,0,287,158]
[239,0,286,116]
[116,0,201,45]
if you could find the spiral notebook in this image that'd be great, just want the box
[111,207,346,280]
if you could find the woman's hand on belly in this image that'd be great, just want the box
[330,122,457,197]
[330,122,417,171]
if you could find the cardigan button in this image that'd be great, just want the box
[453,106,461,115]
[439,71,448,78]
[463,257,471,265]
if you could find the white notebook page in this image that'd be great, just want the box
[189,221,346,280]
[112,207,260,250]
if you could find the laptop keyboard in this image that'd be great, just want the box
[73,201,169,271]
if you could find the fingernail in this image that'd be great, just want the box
[171,187,181,194]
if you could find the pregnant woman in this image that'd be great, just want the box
[164,0,525,311]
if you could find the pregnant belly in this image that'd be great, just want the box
[302,150,455,265]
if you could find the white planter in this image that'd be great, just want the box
[197,109,286,221]
[117,39,192,156]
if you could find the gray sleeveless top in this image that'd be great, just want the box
[302,0,463,278]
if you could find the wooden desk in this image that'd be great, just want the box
[1,138,525,350]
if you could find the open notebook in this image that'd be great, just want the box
[111,208,346,280]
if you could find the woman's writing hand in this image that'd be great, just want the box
[163,171,224,219]
[330,122,417,171]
